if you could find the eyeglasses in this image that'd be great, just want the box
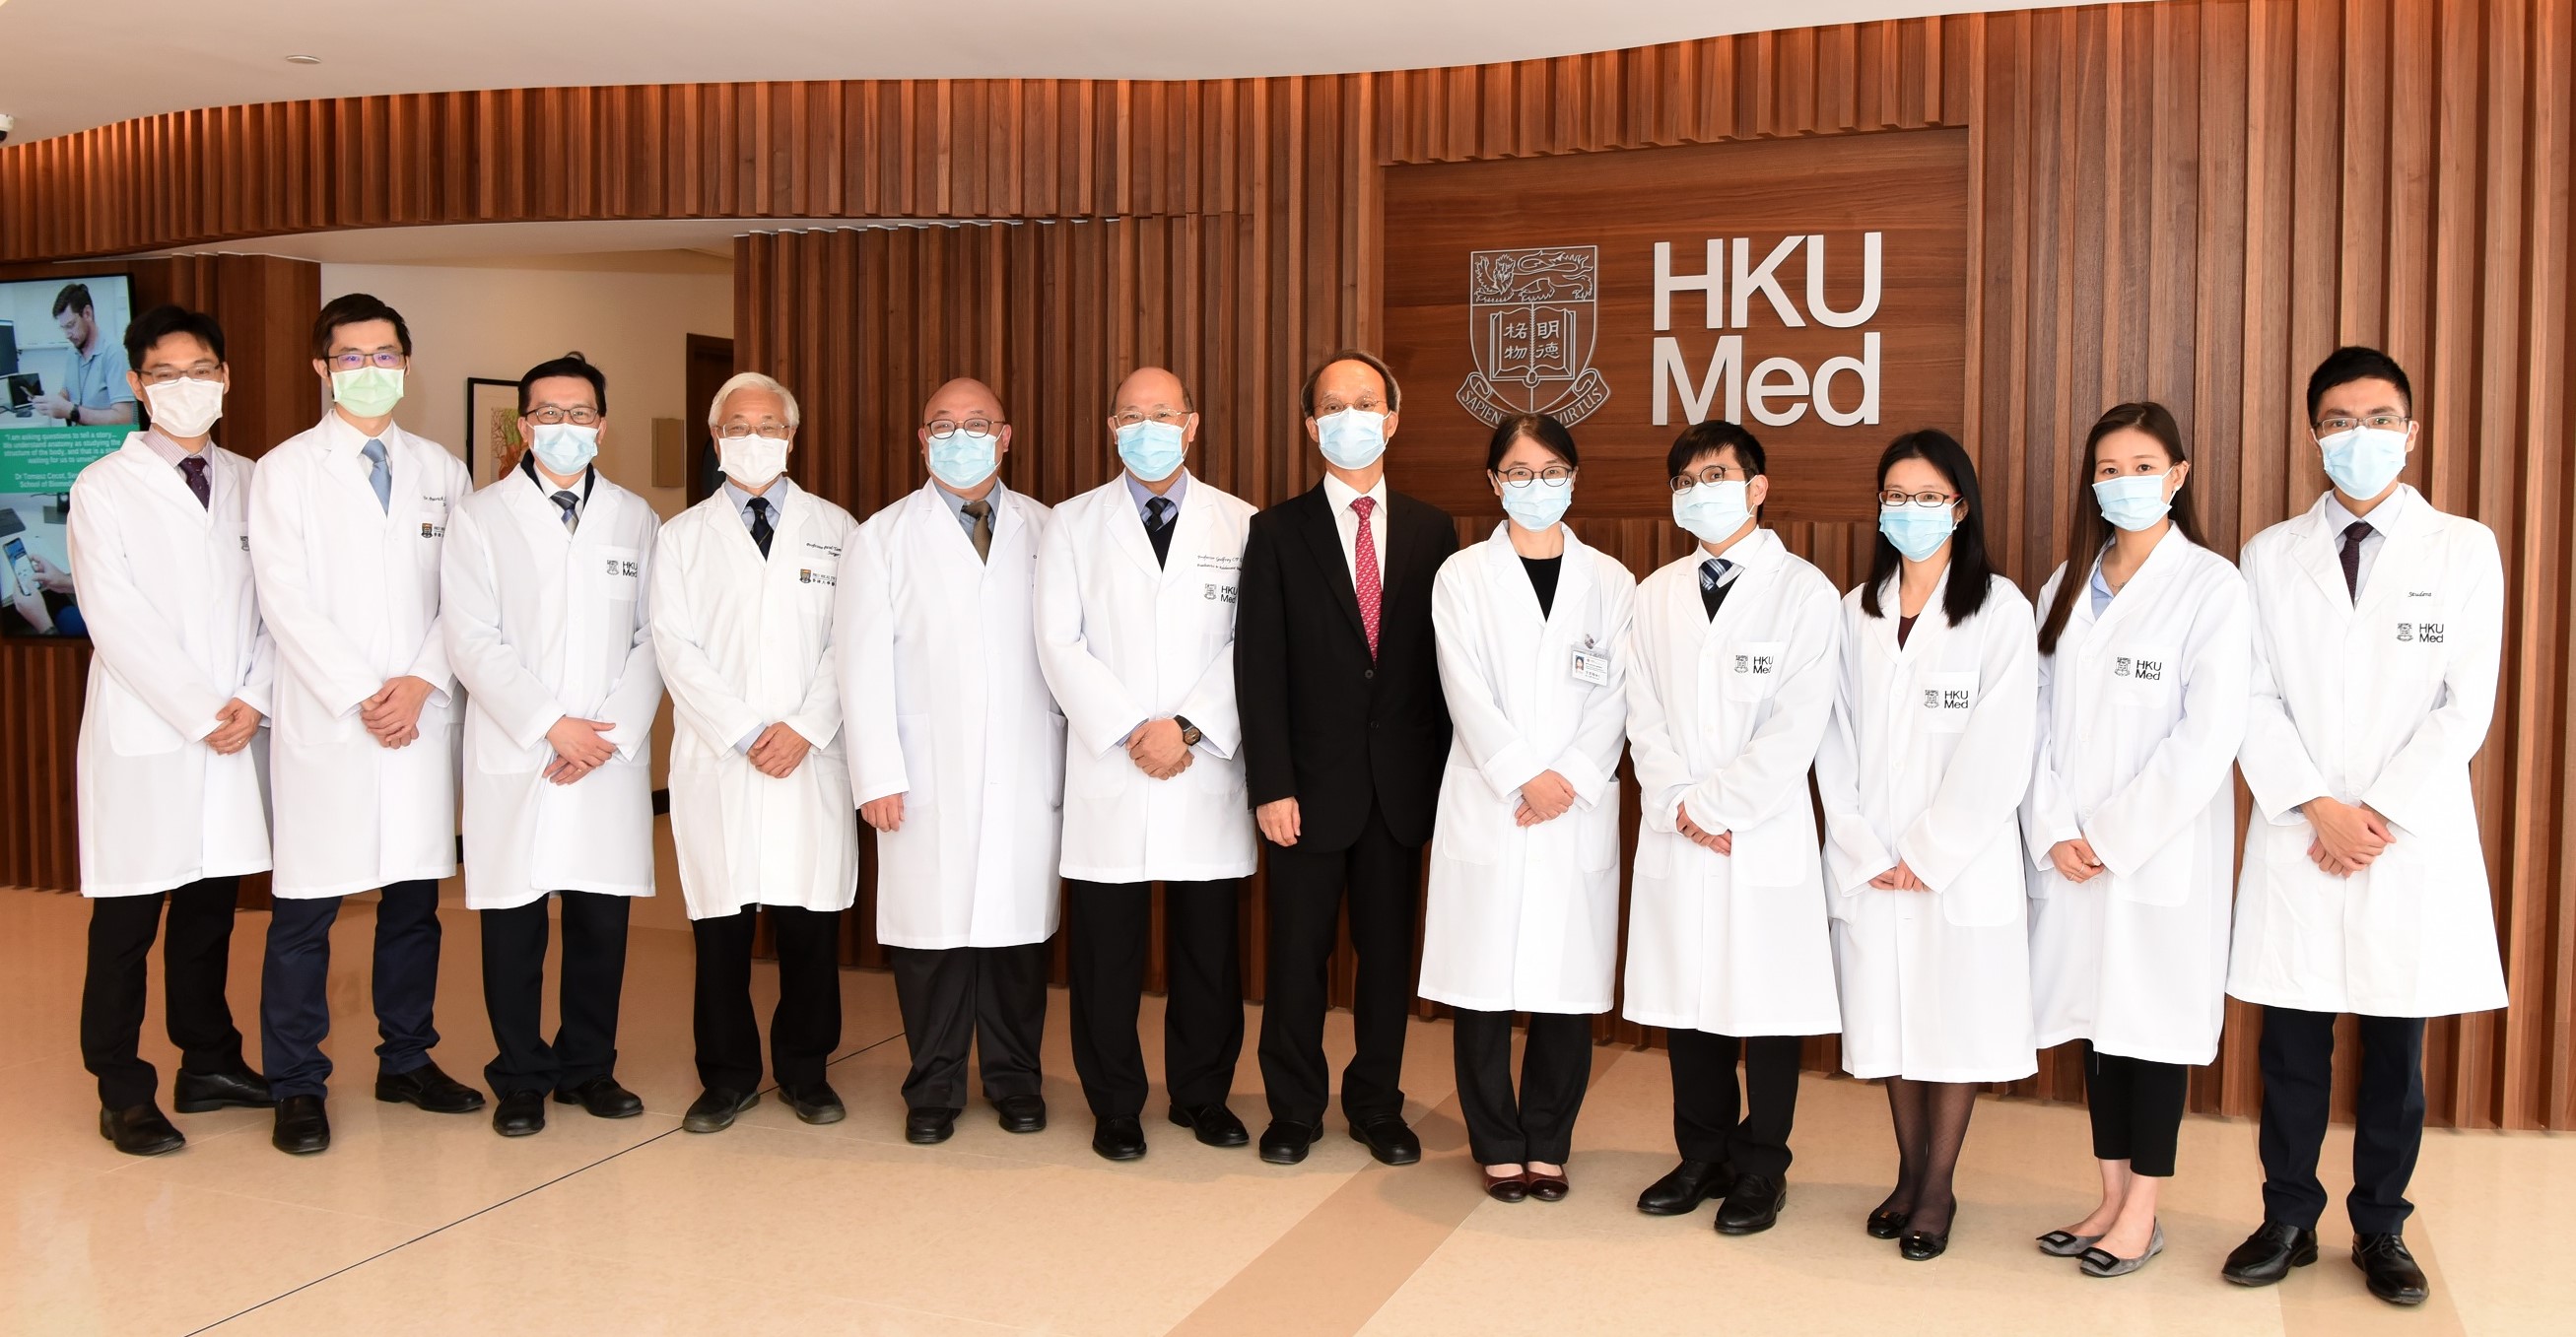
[139,364,223,384]
[716,422,792,439]
[923,417,1002,439]
[1314,396,1389,416]
[1878,489,1960,509]
[1112,407,1190,429]
[2316,413,2410,435]
[326,350,406,370]
[1667,464,1743,493]
[525,406,600,426]
[1495,465,1574,488]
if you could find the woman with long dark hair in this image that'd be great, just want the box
[1815,430,2038,1261]
[2022,403,2251,1277]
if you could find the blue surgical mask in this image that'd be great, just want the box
[1878,504,1957,562]
[1116,420,1186,483]
[1671,480,1751,544]
[2319,426,2407,500]
[928,429,1000,491]
[1315,409,1388,470]
[1499,476,1572,531]
[2091,469,2173,532]
[529,423,599,477]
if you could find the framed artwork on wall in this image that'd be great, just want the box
[464,377,523,487]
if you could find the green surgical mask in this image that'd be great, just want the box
[331,367,405,418]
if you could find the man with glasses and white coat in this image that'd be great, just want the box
[1034,367,1257,1162]
[842,377,1063,1148]
[651,372,860,1135]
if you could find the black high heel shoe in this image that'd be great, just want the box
[1866,1206,1911,1239]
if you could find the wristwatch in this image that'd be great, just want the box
[1174,716,1203,748]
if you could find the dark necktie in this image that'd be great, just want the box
[1145,496,1175,567]
[551,490,579,535]
[962,499,993,563]
[747,496,775,559]
[1699,557,1733,621]
[2339,520,2373,600]
[177,455,210,509]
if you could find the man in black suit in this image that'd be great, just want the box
[1235,349,1457,1166]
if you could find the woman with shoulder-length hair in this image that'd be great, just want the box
[1815,429,2039,1261]
[2023,402,2252,1278]
[1421,412,1636,1203]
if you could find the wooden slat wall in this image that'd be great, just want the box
[1,1,2567,1129]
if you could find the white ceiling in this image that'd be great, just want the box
[0,0,2099,146]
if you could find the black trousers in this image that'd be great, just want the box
[261,879,444,1100]
[1067,879,1245,1119]
[691,904,842,1093]
[1668,1030,1803,1179]
[2084,1044,2190,1177]
[2258,1005,2427,1234]
[1453,1009,1593,1165]
[80,878,249,1109]
[1257,801,1422,1126]
[480,892,632,1098]
[889,942,1049,1111]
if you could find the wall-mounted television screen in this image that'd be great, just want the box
[1,273,136,636]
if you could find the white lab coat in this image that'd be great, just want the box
[68,435,275,896]
[2023,529,2251,1064]
[1816,568,2039,1082]
[842,481,1065,949]
[248,414,470,899]
[1420,523,1636,1015]
[441,466,664,910]
[650,480,858,919]
[1618,530,1842,1036]
[2229,488,2508,1018]
[1034,473,1255,884]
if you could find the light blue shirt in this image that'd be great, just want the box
[935,476,1009,538]
[720,477,785,532]
[2088,559,2115,616]
[1124,469,1188,523]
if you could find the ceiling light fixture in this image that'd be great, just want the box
[285,54,323,65]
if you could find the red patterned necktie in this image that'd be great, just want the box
[1351,495,1382,658]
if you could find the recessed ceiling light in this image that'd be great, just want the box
[285,54,323,65]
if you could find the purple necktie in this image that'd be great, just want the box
[2339,520,2372,600]
[177,455,210,509]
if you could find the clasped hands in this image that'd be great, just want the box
[2304,795,2395,876]
[1124,718,1194,780]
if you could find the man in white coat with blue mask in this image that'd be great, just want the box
[651,371,860,1136]
[2219,347,2507,1308]
[1035,366,1257,1163]
[842,376,1063,1148]
[1621,421,1842,1235]
[441,354,663,1138]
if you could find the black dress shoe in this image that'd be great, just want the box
[2220,1221,2319,1286]
[2352,1234,2429,1306]
[907,1107,960,1145]
[555,1075,644,1119]
[1092,1116,1147,1161]
[1866,1207,1911,1239]
[1258,1119,1322,1165]
[780,1081,847,1126]
[1716,1172,1787,1235]
[994,1094,1047,1133]
[1898,1228,1949,1261]
[374,1060,486,1113]
[272,1095,330,1155]
[172,1066,275,1112]
[1348,1113,1422,1166]
[682,1087,758,1134]
[1637,1159,1734,1216]
[492,1090,546,1137]
[1169,1103,1251,1148]
[100,1103,186,1157]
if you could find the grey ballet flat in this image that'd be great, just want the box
[2035,1229,2101,1257]
[2077,1222,2165,1278]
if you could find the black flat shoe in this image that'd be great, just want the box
[2220,1221,2319,1286]
[100,1103,185,1156]
[271,1095,330,1155]
[172,1066,275,1112]
[555,1075,644,1119]
[780,1081,847,1126]
[1716,1172,1786,1236]
[1484,1168,1529,1202]
[1637,1160,1733,1216]
[1898,1229,1949,1261]
[374,1060,486,1114]
[1092,1116,1147,1161]
[682,1087,758,1134]
[2352,1234,2429,1306]
[492,1090,546,1137]
[1258,1119,1322,1165]
[1168,1102,1251,1148]
[906,1106,961,1145]
[993,1094,1047,1134]
[1348,1113,1422,1166]
[1866,1206,1911,1239]
[1525,1169,1570,1202]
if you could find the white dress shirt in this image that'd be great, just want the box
[1320,471,1390,592]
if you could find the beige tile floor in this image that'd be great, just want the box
[3,880,2567,1336]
